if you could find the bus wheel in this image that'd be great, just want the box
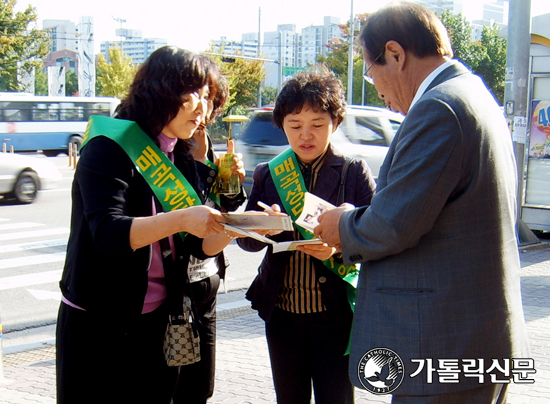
[13,171,39,204]
[43,150,60,157]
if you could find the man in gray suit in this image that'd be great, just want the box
[315,2,530,403]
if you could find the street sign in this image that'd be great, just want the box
[282,66,306,76]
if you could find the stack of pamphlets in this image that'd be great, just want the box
[221,194,331,253]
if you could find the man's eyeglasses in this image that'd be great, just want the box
[363,52,384,85]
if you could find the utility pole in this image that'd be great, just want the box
[503,0,539,245]
[257,7,262,108]
[347,0,354,105]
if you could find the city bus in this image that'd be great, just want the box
[0,93,120,156]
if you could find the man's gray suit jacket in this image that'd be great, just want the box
[341,61,530,395]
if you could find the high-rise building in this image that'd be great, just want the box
[211,33,260,58]
[43,19,79,53]
[212,17,343,89]
[262,24,300,88]
[42,19,80,72]
[301,16,343,67]
[41,17,96,96]
[415,0,508,22]
[100,29,167,65]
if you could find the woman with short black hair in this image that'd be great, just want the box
[237,64,377,404]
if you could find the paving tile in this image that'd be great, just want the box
[1,244,550,403]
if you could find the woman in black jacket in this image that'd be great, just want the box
[56,46,240,404]
[237,65,376,404]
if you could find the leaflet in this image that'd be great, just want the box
[222,223,275,244]
[295,192,336,233]
[223,223,325,253]
[272,239,325,254]
[223,212,294,231]
[224,194,335,253]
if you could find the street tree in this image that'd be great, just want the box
[0,0,50,91]
[470,24,507,103]
[202,52,265,142]
[208,52,266,111]
[261,86,278,106]
[439,11,507,104]
[34,68,47,95]
[65,69,78,96]
[96,45,137,99]
[439,10,476,68]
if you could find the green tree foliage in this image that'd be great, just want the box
[261,86,278,106]
[34,68,47,95]
[439,11,507,104]
[65,69,78,96]
[96,45,137,99]
[439,11,475,67]
[0,0,50,91]
[470,25,507,103]
[33,68,78,96]
[317,13,385,107]
[208,52,266,111]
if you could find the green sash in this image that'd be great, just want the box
[82,115,202,241]
[268,148,359,312]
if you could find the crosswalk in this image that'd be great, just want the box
[0,218,68,294]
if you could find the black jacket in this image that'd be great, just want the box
[237,145,376,322]
[60,134,208,324]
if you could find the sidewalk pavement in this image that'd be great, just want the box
[1,243,550,404]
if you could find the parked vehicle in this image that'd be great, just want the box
[0,153,62,203]
[234,106,404,192]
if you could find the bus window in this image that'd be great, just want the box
[32,103,49,121]
[1,102,32,122]
[48,104,60,121]
[82,102,111,120]
[60,103,81,121]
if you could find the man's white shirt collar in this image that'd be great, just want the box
[409,60,456,112]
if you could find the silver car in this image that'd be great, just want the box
[234,106,404,192]
[0,153,62,203]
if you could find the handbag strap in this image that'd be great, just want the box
[336,157,353,206]
[158,235,202,328]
